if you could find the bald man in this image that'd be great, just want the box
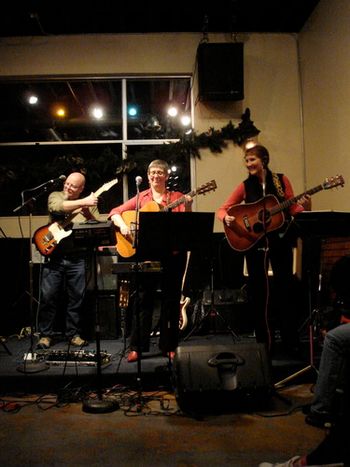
[37,172,99,349]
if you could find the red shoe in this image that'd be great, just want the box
[162,351,175,361]
[127,351,139,363]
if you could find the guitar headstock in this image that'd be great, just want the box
[101,178,119,192]
[323,175,345,190]
[196,180,217,195]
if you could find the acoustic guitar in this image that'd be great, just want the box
[33,178,118,256]
[224,175,344,252]
[115,179,217,258]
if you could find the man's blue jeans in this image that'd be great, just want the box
[38,256,86,338]
[311,322,350,416]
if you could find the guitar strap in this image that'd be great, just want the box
[272,173,285,198]
[272,173,295,240]
[166,191,171,207]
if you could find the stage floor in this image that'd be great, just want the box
[0,332,317,396]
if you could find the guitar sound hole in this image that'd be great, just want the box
[254,209,271,233]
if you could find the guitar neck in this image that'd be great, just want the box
[164,180,216,211]
[270,184,324,215]
[166,189,196,210]
[59,210,81,229]
[58,183,110,228]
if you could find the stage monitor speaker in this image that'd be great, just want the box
[197,42,244,101]
[173,339,271,415]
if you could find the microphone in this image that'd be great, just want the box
[48,175,66,184]
[30,175,66,191]
[135,176,142,187]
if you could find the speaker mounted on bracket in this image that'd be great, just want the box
[197,42,244,102]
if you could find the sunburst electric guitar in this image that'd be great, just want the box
[224,175,345,252]
[33,178,118,256]
[115,179,217,258]
[118,279,130,342]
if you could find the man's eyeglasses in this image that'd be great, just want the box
[64,183,80,189]
[149,170,166,176]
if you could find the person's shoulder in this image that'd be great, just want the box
[49,190,64,198]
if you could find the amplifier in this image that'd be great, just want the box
[202,288,247,306]
[112,261,162,274]
[72,221,115,247]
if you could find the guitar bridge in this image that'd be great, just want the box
[44,243,56,253]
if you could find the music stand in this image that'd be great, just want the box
[133,212,214,390]
[274,211,348,388]
[137,211,215,259]
[73,221,120,413]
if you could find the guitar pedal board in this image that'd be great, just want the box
[35,349,112,367]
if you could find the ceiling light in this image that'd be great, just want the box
[91,106,104,120]
[28,95,38,105]
[128,105,138,117]
[167,105,178,117]
[180,114,191,127]
[55,107,66,118]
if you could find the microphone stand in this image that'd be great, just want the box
[261,172,272,351]
[132,180,144,410]
[14,187,51,373]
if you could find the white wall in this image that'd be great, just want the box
[299,0,350,211]
[0,31,306,235]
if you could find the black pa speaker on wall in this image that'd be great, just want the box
[197,42,244,101]
[173,338,271,416]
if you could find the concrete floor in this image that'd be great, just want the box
[0,332,330,466]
